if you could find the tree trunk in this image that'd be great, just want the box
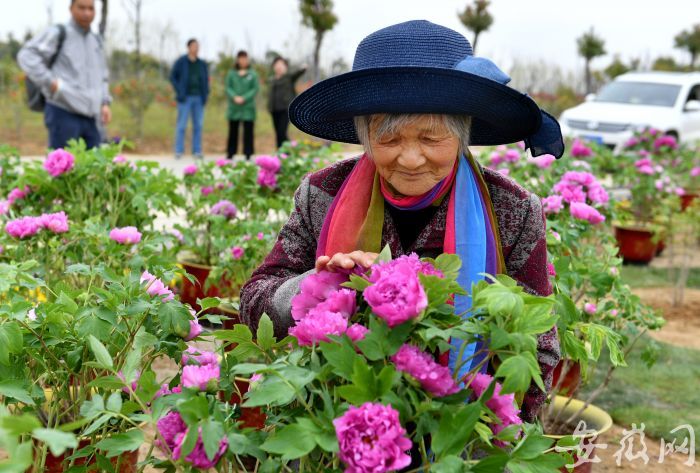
[584,59,591,95]
[99,0,108,38]
[313,30,324,83]
[472,32,479,54]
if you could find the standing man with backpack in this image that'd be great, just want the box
[18,0,111,150]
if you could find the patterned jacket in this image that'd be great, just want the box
[239,156,560,423]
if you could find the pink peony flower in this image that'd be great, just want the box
[257,169,278,189]
[504,149,520,163]
[112,155,127,164]
[587,185,609,205]
[255,155,282,173]
[172,427,228,469]
[291,271,350,321]
[610,309,619,317]
[333,402,412,473]
[183,164,198,176]
[570,139,593,158]
[231,246,244,259]
[551,230,561,241]
[185,318,203,341]
[346,323,369,343]
[465,373,522,442]
[117,370,140,394]
[0,200,8,215]
[109,226,142,244]
[140,271,174,302]
[653,135,677,151]
[547,262,556,277]
[391,344,459,397]
[496,168,510,176]
[364,258,427,327]
[257,232,264,240]
[634,158,656,175]
[200,186,214,196]
[38,212,69,233]
[182,363,220,391]
[210,199,237,219]
[542,195,564,214]
[691,167,700,178]
[311,288,357,321]
[181,346,218,366]
[215,158,229,167]
[569,202,605,225]
[624,137,639,148]
[289,307,349,346]
[610,267,619,277]
[169,229,184,243]
[156,411,187,451]
[531,154,555,169]
[7,186,30,205]
[290,140,298,147]
[44,149,75,177]
[6,216,41,239]
[584,303,597,315]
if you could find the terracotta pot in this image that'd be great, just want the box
[614,226,657,264]
[551,360,581,397]
[545,395,613,473]
[39,442,138,473]
[656,239,666,256]
[680,193,697,211]
[178,261,230,313]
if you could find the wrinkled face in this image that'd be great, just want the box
[368,115,460,196]
[273,59,288,76]
[188,41,199,57]
[70,0,95,30]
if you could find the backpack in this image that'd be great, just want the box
[26,24,66,112]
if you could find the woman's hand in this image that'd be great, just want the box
[315,251,378,273]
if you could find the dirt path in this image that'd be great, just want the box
[634,288,700,350]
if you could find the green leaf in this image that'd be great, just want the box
[244,376,296,407]
[177,396,210,424]
[376,244,393,263]
[197,297,221,311]
[106,392,122,413]
[0,413,41,435]
[511,433,554,460]
[257,314,275,351]
[201,419,225,462]
[32,428,78,456]
[337,358,374,405]
[431,402,482,458]
[471,454,510,473]
[319,338,359,380]
[434,253,462,280]
[57,291,79,315]
[342,274,371,292]
[495,352,543,394]
[0,322,22,365]
[260,424,316,460]
[88,335,113,370]
[431,455,467,473]
[95,430,143,457]
[0,380,33,405]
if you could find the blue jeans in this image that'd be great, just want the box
[44,103,101,150]
[175,95,204,155]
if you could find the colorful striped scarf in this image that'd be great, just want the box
[316,150,506,378]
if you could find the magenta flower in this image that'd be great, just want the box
[291,271,349,321]
[624,137,639,148]
[370,253,443,279]
[634,158,656,175]
[117,370,140,394]
[6,216,41,239]
[183,164,198,176]
[185,318,203,341]
[230,246,244,260]
[181,346,218,366]
[584,303,597,315]
[38,212,69,233]
[531,154,555,169]
[391,344,460,397]
[653,135,677,151]
[211,199,237,219]
[7,186,30,205]
[140,271,175,302]
[465,373,522,443]
[570,138,593,158]
[182,363,220,391]
[333,402,412,473]
[364,259,428,327]
[112,155,127,164]
[311,288,357,320]
[257,169,278,189]
[547,262,556,277]
[569,201,605,225]
[156,411,187,451]
[610,309,619,317]
[542,195,564,214]
[346,323,369,343]
[0,200,8,216]
[172,427,228,469]
[200,186,214,196]
[109,226,142,244]
[289,307,349,346]
[257,232,264,240]
[44,149,75,177]
[215,158,229,167]
[691,167,700,178]
[255,155,281,173]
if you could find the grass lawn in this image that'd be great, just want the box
[620,265,700,289]
[579,333,700,452]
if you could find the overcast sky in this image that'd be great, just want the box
[0,0,696,75]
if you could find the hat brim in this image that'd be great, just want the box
[289,67,543,146]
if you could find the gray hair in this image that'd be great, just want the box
[353,114,472,157]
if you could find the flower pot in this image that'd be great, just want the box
[545,395,613,473]
[224,379,266,430]
[178,260,230,313]
[656,239,666,256]
[680,193,697,211]
[614,225,657,264]
[551,360,581,397]
[40,441,138,473]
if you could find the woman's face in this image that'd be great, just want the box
[369,115,460,196]
[237,55,250,69]
[273,59,288,76]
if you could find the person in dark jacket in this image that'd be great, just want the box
[267,57,306,148]
[170,38,209,159]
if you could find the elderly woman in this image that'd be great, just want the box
[240,20,563,424]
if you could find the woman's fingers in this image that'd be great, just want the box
[315,255,331,272]
[316,251,379,272]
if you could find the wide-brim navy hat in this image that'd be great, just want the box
[289,20,565,158]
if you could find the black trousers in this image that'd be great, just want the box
[271,110,289,149]
[227,120,254,159]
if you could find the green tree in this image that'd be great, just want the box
[457,0,493,54]
[652,56,680,72]
[577,27,606,95]
[674,24,700,69]
[299,0,338,82]
[604,55,630,80]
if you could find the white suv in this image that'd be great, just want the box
[559,71,700,152]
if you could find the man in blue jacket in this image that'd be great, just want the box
[170,38,209,159]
